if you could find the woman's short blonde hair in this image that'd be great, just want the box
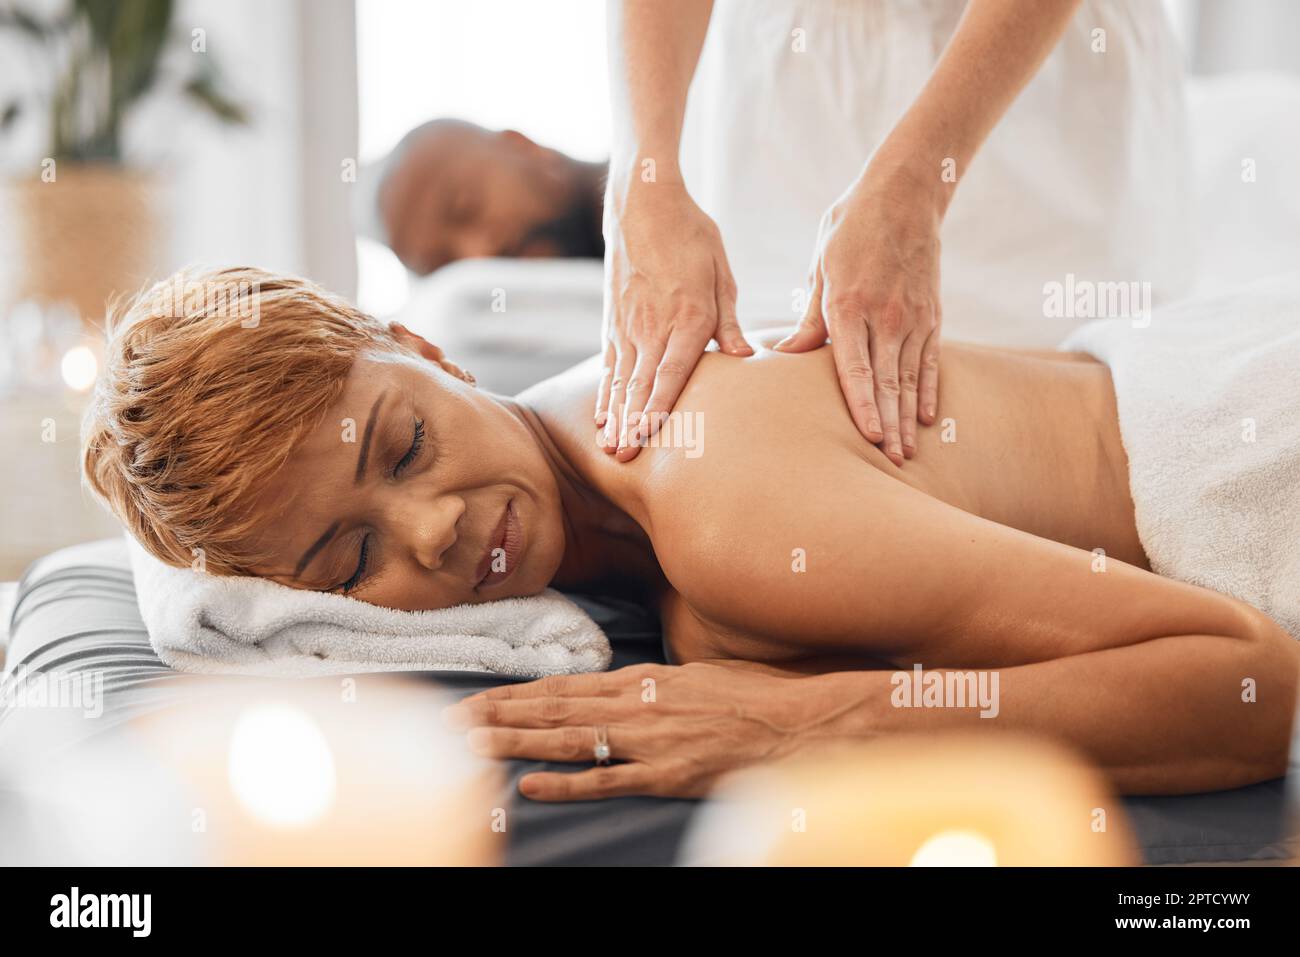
[82,266,401,576]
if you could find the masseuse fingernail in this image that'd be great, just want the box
[595,412,607,427]
[774,336,794,350]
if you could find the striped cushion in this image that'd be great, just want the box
[2,538,199,734]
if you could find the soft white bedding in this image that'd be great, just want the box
[393,257,602,393]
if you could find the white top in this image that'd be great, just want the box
[679,0,1192,346]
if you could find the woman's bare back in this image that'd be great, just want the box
[526,336,1185,670]
[876,339,1149,571]
[534,335,1147,561]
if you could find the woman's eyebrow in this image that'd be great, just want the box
[354,391,388,484]
[295,519,341,581]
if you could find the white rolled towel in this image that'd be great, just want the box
[126,535,611,678]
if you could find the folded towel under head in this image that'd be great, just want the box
[126,535,612,678]
[1060,272,1300,640]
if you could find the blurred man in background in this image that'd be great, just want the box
[369,118,605,275]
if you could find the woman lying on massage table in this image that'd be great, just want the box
[83,268,1299,801]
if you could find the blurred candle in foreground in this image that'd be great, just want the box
[0,675,503,866]
[680,731,1139,866]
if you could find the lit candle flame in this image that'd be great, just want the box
[227,703,337,828]
[909,829,998,867]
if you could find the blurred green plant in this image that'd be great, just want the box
[0,0,249,163]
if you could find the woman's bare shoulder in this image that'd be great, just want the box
[516,353,606,465]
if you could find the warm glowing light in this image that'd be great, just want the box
[61,346,98,391]
[909,829,998,867]
[227,703,336,828]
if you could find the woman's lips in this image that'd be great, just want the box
[475,499,522,590]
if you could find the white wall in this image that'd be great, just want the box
[356,0,609,164]
[148,0,306,280]
[299,0,360,298]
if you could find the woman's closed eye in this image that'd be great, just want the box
[332,415,427,595]
[391,416,425,477]
[338,533,371,594]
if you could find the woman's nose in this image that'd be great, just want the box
[401,495,466,571]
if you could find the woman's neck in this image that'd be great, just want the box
[498,396,666,603]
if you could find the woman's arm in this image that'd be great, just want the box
[666,457,1298,793]
[802,633,1296,794]
[677,450,1269,669]
[446,622,1295,800]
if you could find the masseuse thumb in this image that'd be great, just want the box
[713,261,754,356]
[715,312,754,357]
[776,289,829,352]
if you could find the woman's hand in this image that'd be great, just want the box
[777,158,945,465]
[441,662,814,801]
[600,176,753,461]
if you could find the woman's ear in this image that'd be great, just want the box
[388,321,476,385]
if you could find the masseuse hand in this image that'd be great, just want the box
[599,175,753,461]
[441,663,807,800]
[776,158,944,465]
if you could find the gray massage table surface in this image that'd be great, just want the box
[3,538,1296,866]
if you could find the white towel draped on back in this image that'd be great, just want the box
[1060,273,1300,639]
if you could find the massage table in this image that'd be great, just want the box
[2,537,1295,866]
